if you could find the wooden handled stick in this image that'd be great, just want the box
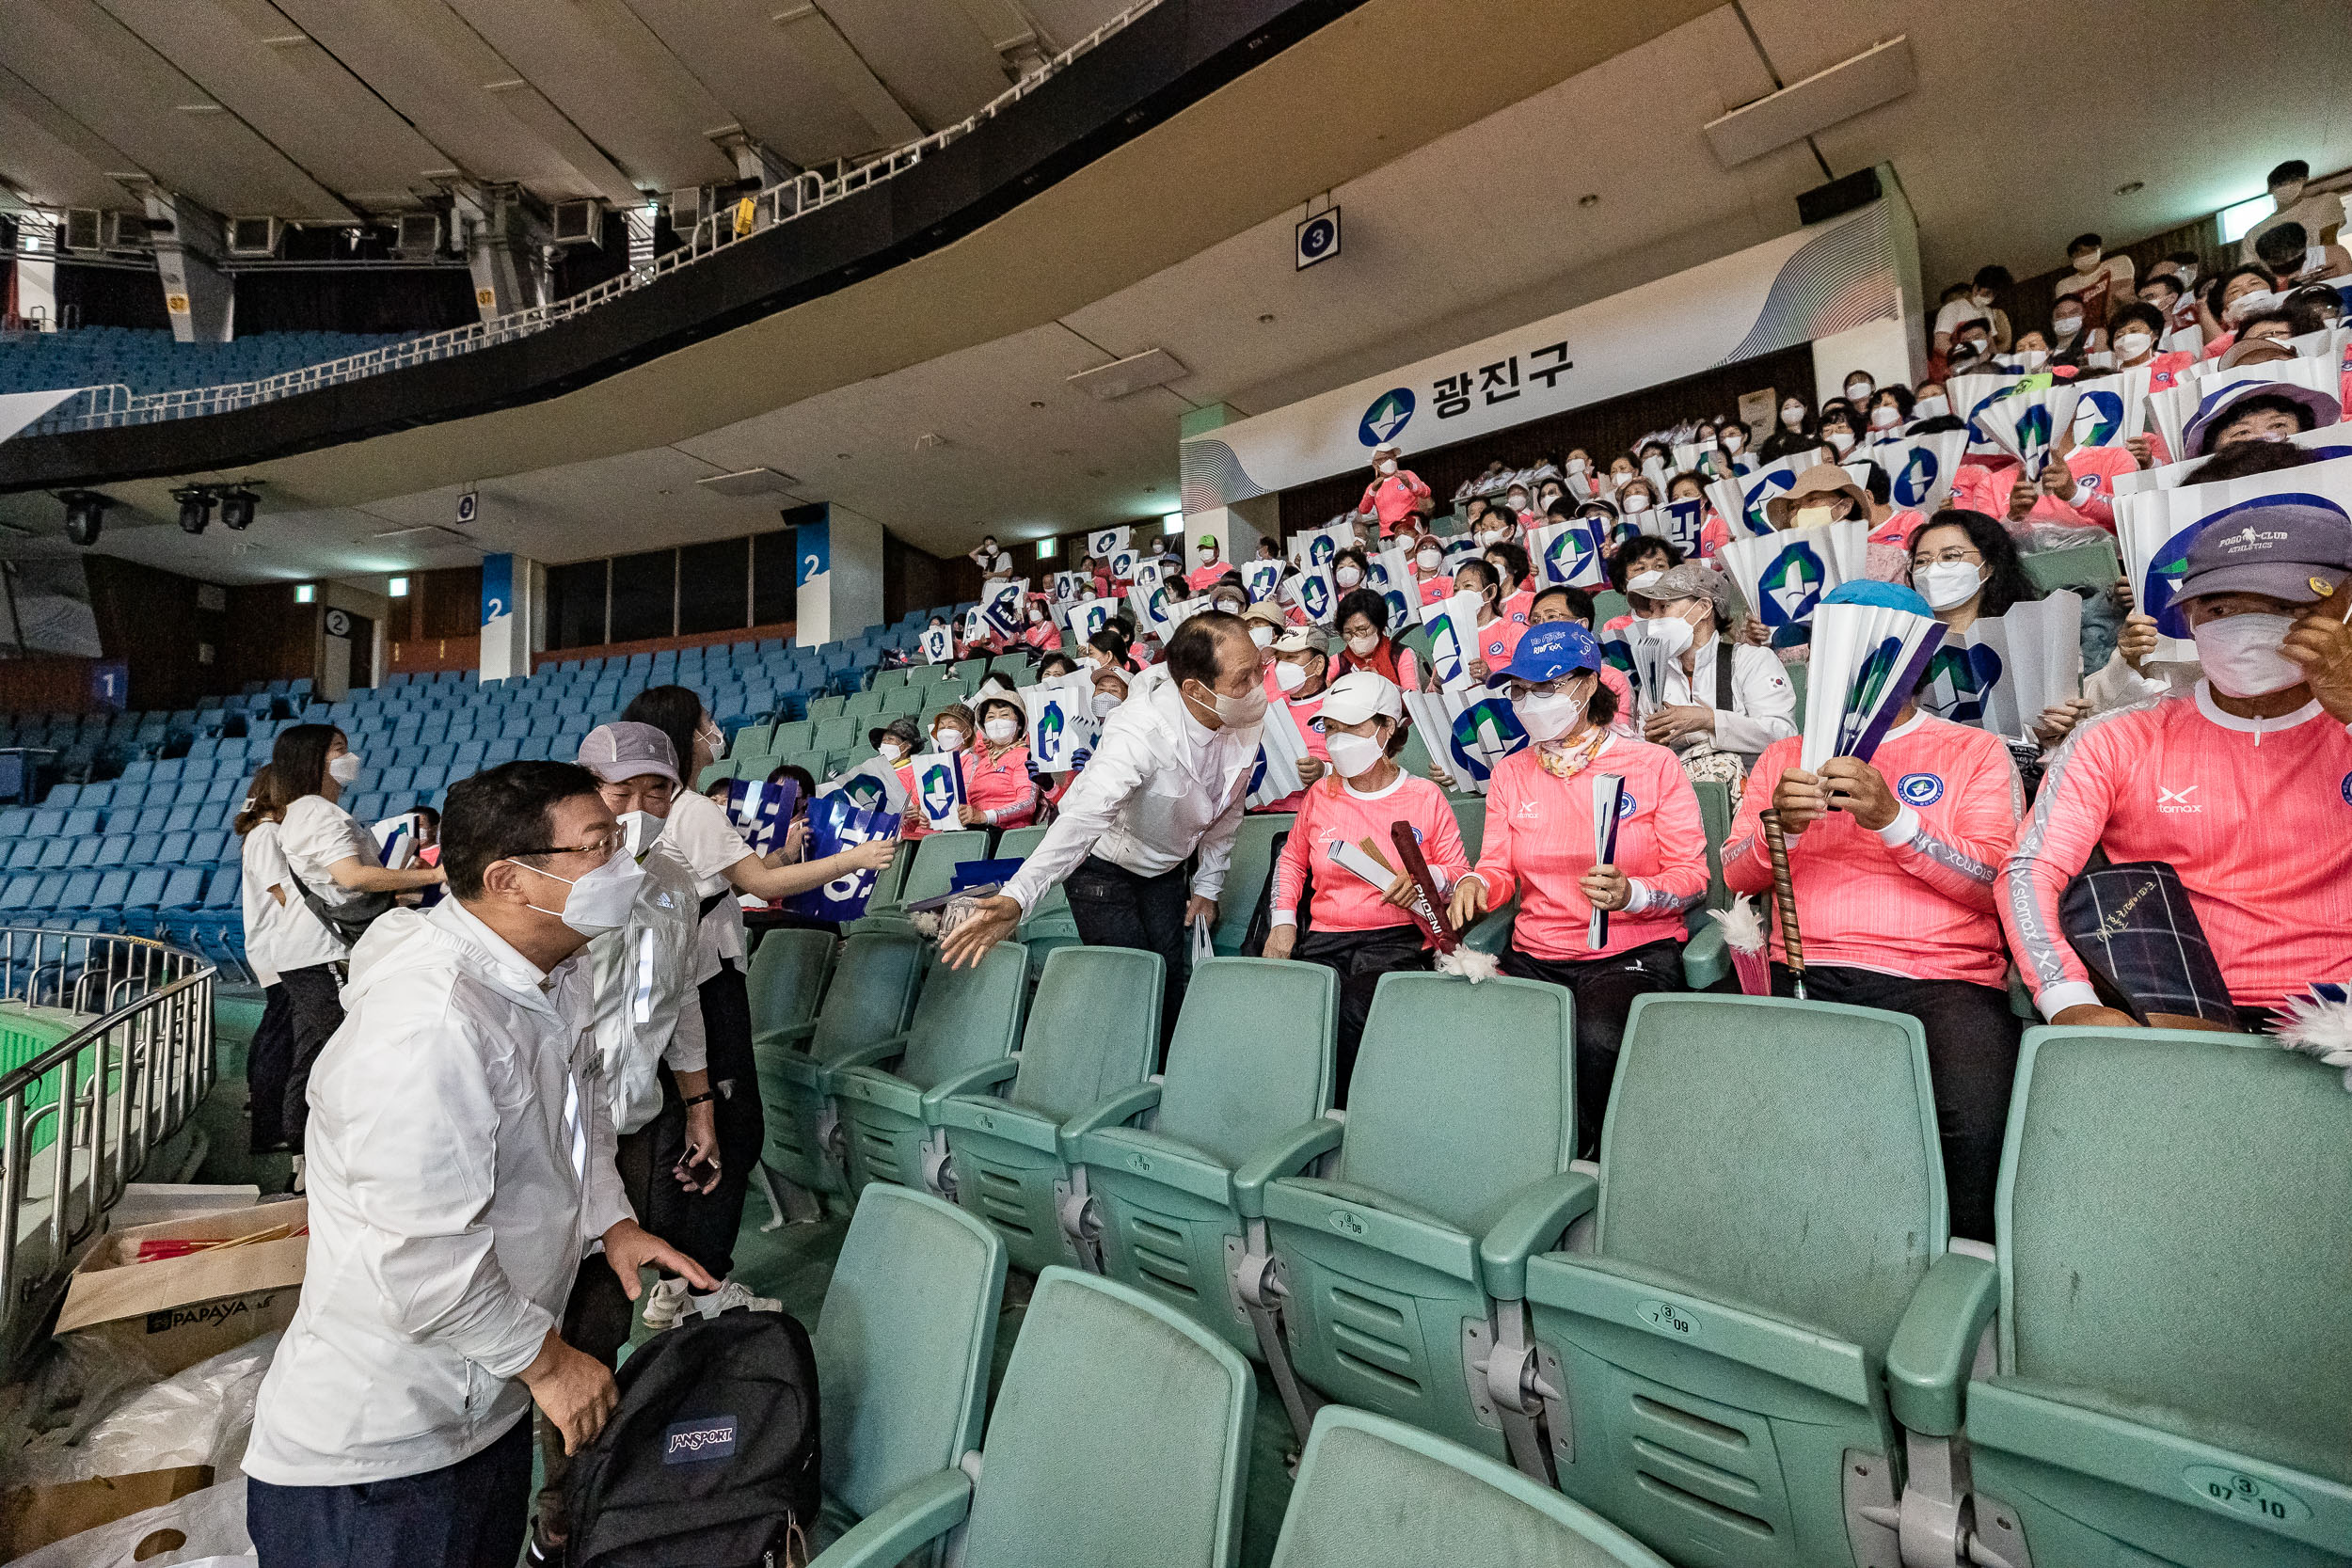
[1758,808,1804,1000]
[1389,822,1465,955]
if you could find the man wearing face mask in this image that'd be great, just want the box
[1942,317,2000,379]
[1629,563,1797,774]
[1183,532,1230,593]
[1357,441,1432,537]
[1932,266,2014,364]
[526,725,730,1563]
[1254,626,1335,812]
[2240,159,2344,265]
[2055,232,2134,321]
[1262,672,1468,1096]
[940,613,1269,1045]
[1406,531,1453,604]
[2003,502,2352,1033]
[245,763,717,1568]
[1241,599,1289,653]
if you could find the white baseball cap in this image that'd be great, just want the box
[1320,670,1404,725]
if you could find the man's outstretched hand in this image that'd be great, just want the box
[601,1217,716,1298]
[940,894,1022,968]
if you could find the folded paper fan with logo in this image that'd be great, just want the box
[1243,698,1311,809]
[1288,520,1354,571]
[1659,497,1708,554]
[919,623,956,664]
[2058,859,2238,1028]
[1970,380,2082,477]
[1527,516,1609,587]
[1719,519,1866,640]
[2058,364,2153,451]
[1368,546,1423,627]
[723,777,798,855]
[2117,463,2352,662]
[819,756,908,817]
[1947,372,2030,451]
[1243,559,1284,603]
[1064,594,1119,644]
[1870,429,1971,515]
[1087,525,1131,561]
[1912,593,2080,738]
[910,749,967,832]
[1127,578,1178,640]
[1726,453,1814,534]
[1417,590,1485,691]
[1398,685,1525,796]
[788,793,899,920]
[1292,564,1339,626]
[1797,580,1947,772]
[1020,680,1100,774]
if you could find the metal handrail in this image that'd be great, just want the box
[23,0,1166,440]
[0,927,215,1334]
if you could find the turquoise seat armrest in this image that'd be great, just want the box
[917,1055,1022,1117]
[933,1094,1059,1151]
[1886,1250,1998,1437]
[821,1034,910,1082]
[1477,1171,1600,1301]
[1232,1117,1343,1220]
[1680,921,1728,990]
[807,1467,972,1567]
[755,1019,818,1050]
[1072,1126,1232,1206]
[1055,1083,1164,1155]
[1464,898,1518,956]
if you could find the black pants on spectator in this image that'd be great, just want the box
[1502,939,1685,1160]
[644,958,760,1282]
[532,1126,655,1547]
[1063,856,1191,1055]
[246,982,295,1153]
[278,962,346,1154]
[1293,925,1431,1105]
[1771,963,2021,1243]
[248,1408,531,1568]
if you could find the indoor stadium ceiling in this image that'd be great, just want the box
[0,0,1128,218]
[1,0,2345,589]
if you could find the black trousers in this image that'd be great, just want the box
[1771,963,2021,1243]
[246,982,295,1153]
[1063,855,1191,1054]
[1293,925,1431,1105]
[644,958,760,1281]
[533,1126,655,1544]
[278,962,346,1155]
[248,1409,532,1568]
[1502,939,1686,1160]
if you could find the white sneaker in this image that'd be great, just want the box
[684,1279,780,1321]
[640,1275,693,1331]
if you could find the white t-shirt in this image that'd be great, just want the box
[658,788,756,965]
[278,794,378,970]
[239,821,296,988]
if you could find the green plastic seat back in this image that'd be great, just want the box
[1155,958,1336,1168]
[896,832,994,907]
[871,668,908,689]
[1690,781,1733,911]
[1273,1408,1670,1567]
[1786,661,1807,729]
[815,1185,1006,1519]
[746,927,832,1037]
[961,1268,1252,1568]
[1598,995,1941,1354]
[1393,721,1435,784]
[1448,794,1486,852]
[1211,813,1291,953]
[897,942,1028,1089]
[1341,974,1573,1234]
[1009,946,1163,1121]
[810,933,922,1064]
[1999,1029,2352,1481]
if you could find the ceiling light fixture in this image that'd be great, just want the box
[2115,181,2144,196]
[218,485,260,530]
[56,490,115,547]
[173,485,215,535]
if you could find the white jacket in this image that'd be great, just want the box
[588,841,713,1135]
[245,898,630,1487]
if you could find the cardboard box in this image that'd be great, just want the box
[55,1200,307,1377]
[109,1183,260,1231]
[0,1466,213,1561]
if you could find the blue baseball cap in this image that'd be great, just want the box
[1822,579,1934,617]
[1486,621,1602,687]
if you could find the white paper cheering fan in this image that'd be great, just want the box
[1799,585,1947,772]
[2274,983,2352,1092]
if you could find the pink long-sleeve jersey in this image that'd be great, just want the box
[1726,714,2022,988]
[1269,771,1469,936]
[1999,685,2352,1015]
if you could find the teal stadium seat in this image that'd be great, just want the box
[993,823,1081,978]
[1891,1026,2352,1568]
[746,927,834,1047]
[832,940,1029,1195]
[809,1185,1006,1551]
[1070,958,1337,1356]
[850,831,993,935]
[1241,972,1578,1464]
[1271,1408,1669,1568]
[1521,994,1948,1565]
[755,932,923,1199]
[807,1269,1252,1568]
[925,945,1163,1275]
[1211,813,1291,956]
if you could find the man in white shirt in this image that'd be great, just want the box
[2240,159,2344,263]
[941,611,1267,1044]
[246,761,713,1568]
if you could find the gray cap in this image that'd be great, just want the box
[1273,625,1333,656]
[2175,500,2352,605]
[1634,562,1730,610]
[868,715,923,750]
[577,721,679,785]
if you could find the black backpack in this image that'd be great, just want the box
[564,1311,823,1568]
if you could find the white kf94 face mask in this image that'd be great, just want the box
[512,848,647,938]
[327,752,363,784]
[2193,613,2305,697]
[1324,730,1386,779]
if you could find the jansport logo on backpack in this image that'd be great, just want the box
[664,1416,739,1464]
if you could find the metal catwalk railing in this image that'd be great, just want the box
[0,928,215,1364]
[22,0,1167,441]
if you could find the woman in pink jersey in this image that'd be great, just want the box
[1447,621,1709,1158]
[1452,559,1527,683]
[957,697,1039,830]
[1263,672,1469,1098]
[1726,580,2025,1239]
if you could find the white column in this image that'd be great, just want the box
[479,553,540,681]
